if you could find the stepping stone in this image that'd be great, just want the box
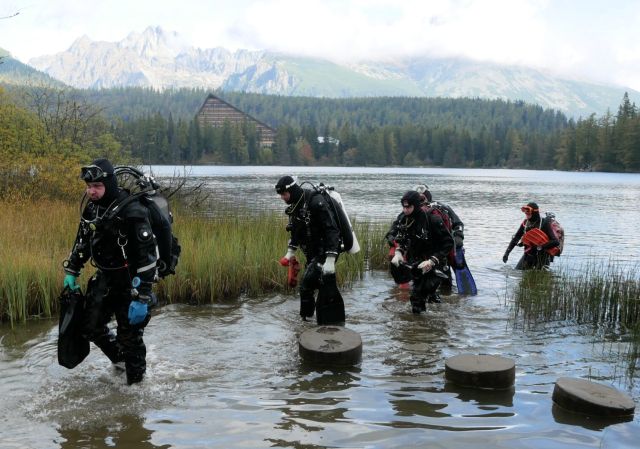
[552,377,635,417]
[299,326,362,366]
[445,354,515,389]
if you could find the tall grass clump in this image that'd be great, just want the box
[509,262,640,329]
[0,199,79,325]
[159,210,381,303]
[1,199,390,323]
[355,221,391,271]
[159,211,290,302]
[508,263,640,378]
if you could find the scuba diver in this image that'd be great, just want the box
[385,184,460,287]
[62,158,158,385]
[385,211,413,288]
[413,184,465,291]
[414,185,464,247]
[502,202,560,270]
[389,190,454,313]
[276,175,345,325]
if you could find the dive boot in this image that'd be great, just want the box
[126,370,145,385]
[427,294,442,304]
[410,296,426,314]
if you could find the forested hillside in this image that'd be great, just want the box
[0,86,131,201]
[77,86,565,133]
[78,86,571,168]
[0,52,65,87]
[2,83,639,173]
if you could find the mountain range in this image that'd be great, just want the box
[0,48,64,87]
[5,26,639,118]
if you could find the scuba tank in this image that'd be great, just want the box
[314,183,360,254]
[325,188,360,254]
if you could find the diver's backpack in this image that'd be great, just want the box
[544,212,565,256]
[425,202,455,263]
[311,183,360,254]
[113,166,181,277]
[427,202,453,233]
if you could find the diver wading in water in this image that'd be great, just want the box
[389,191,454,313]
[276,175,346,325]
[62,158,159,385]
[503,202,560,270]
[386,183,471,294]
[415,185,476,296]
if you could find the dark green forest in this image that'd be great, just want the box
[3,83,640,171]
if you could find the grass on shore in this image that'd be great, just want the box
[509,263,640,330]
[0,200,389,325]
[508,263,640,377]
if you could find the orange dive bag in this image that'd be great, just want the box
[287,256,301,287]
[521,228,560,256]
[280,255,301,287]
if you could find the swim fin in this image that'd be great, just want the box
[453,247,478,296]
[316,274,346,325]
[57,287,90,369]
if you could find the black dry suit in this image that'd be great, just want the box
[505,211,560,270]
[284,184,342,323]
[395,191,454,312]
[64,179,158,384]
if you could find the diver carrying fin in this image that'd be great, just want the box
[57,286,90,369]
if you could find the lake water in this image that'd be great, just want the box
[1,166,639,449]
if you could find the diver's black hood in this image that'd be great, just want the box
[276,175,304,205]
[89,158,119,207]
[401,190,422,216]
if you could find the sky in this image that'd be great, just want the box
[2,0,640,91]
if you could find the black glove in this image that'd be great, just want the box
[137,289,158,308]
[540,241,554,251]
[502,251,510,263]
[385,234,396,247]
[453,231,464,248]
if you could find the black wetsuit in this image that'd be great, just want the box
[386,202,464,288]
[506,215,560,270]
[64,189,158,384]
[395,209,454,311]
[286,188,342,324]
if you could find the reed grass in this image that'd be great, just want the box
[0,200,389,325]
[509,262,640,331]
[0,200,78,326]
[508,263,640,378]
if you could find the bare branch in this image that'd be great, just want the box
[0,11,20,20]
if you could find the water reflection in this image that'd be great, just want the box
[58,414,170,449]
[2,167,640,448]
[551,404,634,431]
[389,396,450,419]
[443,383,515,408]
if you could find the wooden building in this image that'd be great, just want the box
[196,94,276,147]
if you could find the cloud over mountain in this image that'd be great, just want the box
[27,26,639,118]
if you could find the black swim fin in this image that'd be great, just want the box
[316,274,346,325]
[57,287,90,369]
[453,247,478,296]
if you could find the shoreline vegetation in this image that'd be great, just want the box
[2,199,640,373]
[0,200,389,326]
[510,265,640,329]
[2,199,638,339]
[508,265,640,375]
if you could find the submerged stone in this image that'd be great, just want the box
[299,326,362,366]
[553,377,635,417]
[445,354,516,389]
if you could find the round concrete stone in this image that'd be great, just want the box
[299,326,362,366]
[552,377,635,417]
[445,354,515,389]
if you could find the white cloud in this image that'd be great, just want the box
[2,0,640,90]
[224,0,549,63]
